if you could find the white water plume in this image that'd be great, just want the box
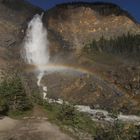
[23,14,49,95]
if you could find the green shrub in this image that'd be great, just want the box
[95,120,140,140]
[0,75,32,115]
[0,97,8,114]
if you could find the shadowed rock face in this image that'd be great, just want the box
[0,0,43,43]
[44,2,140,51]
[0,0,43,70]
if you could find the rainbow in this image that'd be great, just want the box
[25,63,95,75]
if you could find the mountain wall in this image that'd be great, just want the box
[44,2,140,51]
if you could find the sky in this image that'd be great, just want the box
[27,0,140,23]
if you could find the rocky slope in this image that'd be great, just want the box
[0,0,43,70]
[44,2,140,51]
[42,2,140,114]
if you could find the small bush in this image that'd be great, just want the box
[0,75,32,115]
[95,121,140,140]
[0,97,8,114]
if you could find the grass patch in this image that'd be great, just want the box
[43,101,140,140]
[8,110,32,119]
[43,102,96,137]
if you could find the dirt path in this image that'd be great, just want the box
[0,117,18,131]
[0,116,74,140]
[0,106,74,140]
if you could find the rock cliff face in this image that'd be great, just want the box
[44,2,140,50]
[43,2,140,114]
[0,0,42,42]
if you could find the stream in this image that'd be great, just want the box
[45,97,140,123]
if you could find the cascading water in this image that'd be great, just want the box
[23,14,49,98]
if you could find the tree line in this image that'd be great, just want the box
[84,33,140,55]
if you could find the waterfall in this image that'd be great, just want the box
[23,14,49,98]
